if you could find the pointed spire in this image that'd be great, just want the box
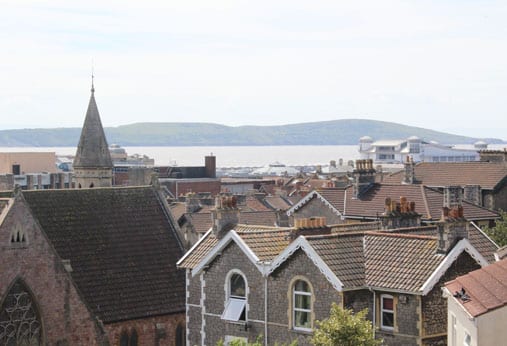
[73,81,112,169]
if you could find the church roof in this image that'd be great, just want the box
[22,186,185,323]
[73,87,113,168]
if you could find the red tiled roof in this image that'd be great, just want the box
[445,258,507,317]
[240,211,277,226]
[383,162,507,190]
[264,196,293,210]
[336,184,498,222]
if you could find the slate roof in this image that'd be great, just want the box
[73,88,113,168]
[445,258,507,317]
[22,187,185,323]
[383,162,507,190]
[364,232,442,292]
[302,185,499,222]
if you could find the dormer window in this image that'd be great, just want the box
[222,271,247,322]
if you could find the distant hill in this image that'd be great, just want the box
[0,119,504,147]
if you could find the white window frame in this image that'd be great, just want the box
[380,294,394,331]
[222,270,247,323]
[293,279,312,332]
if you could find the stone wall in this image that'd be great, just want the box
[291,196,343,225]
[0,197,108,345]
[421,251,480,345]
[105,313,185,346]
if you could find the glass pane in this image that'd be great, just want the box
[294,311,310,329]
[295,294,311,310]
[382,312,394,328]
[382,297,393,310]
[294,280,309,292]
[120,332,129,346]
[222,298,246,322]
[230,274,245,298]
[130,330,138,346]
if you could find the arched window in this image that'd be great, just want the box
[120,331,129,346]
[221,271,247,322]
[293,279,312,331]
[130,329,138,346]
[119,328,138,346]
[175,323,185,346]
[0,279,42,345]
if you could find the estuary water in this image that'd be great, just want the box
[0,145,360,167]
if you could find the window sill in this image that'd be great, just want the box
[292,328,313,335]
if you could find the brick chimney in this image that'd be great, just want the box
[276,209,290,227]
[380,196,421,230]
[402,156,416,184]
[352,159,376,199]
[205,154,216,178]
[185,193,201,213]
[211,194,240,238]
[437,186,468,254]
[290,217,330,239]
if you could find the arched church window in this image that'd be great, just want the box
[120,330,129,346]
[0,279,42,345]
[130,329,138,346]
[89,182,94,188]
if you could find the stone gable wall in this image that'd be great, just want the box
[291,196,343,225]
[421,251,481,346]
[0,198,108,345]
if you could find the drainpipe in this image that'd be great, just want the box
[264,265,269,346]
[370,287,376,339]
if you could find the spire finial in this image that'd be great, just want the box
[91,61,95,93]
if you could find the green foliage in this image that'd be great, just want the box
[311,303,381,346]
[483,210,507,247]
[216,335,297,346]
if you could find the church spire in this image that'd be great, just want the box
[73,79,113,188]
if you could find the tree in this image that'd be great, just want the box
[311,303,381,346]
[483,210,507,247]
[216,335,297,346]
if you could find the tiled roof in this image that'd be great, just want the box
[244,196,272,211]
[178,231,219,269]
[338,184,498,222]
[445,258,507,317]
[169,202,187,221]
[318,189,346,212]
[383,162,507,190]
[264,196,293,211]
[186,212,213,234]
[306,232,365,287]
[240,211,277,227]
[22,187,185,323]
[364,232,442,292]
[235,226,292,262]
[468,225,499,263]
[177,225,291,269]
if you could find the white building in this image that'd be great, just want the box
[443,258,507,346]
[359,136,484,164]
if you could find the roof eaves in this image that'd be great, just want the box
[268,236,344,291]
[420,238,489,295]
[191,230,262,277]
[177,228,213,267]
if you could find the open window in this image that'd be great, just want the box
[293,279,312,331]
[222,271,247,322]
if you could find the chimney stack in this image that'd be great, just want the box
[352,159,376,199]
[463,185,481,206]
[291,217,330,239]
[402,156,416,184]
[211,194,240,238]
[381,196,421,229]
[438,187,468,253]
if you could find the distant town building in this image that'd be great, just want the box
[359,136,484,164]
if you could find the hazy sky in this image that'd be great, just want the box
[2,1,507,140]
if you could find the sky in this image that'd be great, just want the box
[1,1,507,140]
